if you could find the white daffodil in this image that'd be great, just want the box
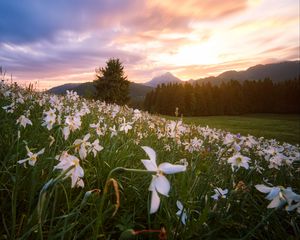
[119,118,132,134]
[109,125,118,137]
[133,109,142,121]
[16,115,32,128]
[88,139,103,157]
[141,146,187,214]
[73,133,91,160]
[18,146,45,167]
[3,102,16,113]
[54,151,84,188]
[63,115,82,140]
[211,188,228,200]
[176,200,188,225]
[42,108,56,130]
[228,153,250,170]
[255,184,300,209]
[90,122,105,136]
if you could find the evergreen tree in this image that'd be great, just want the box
[94,58,130,105]
[143,78,300,116]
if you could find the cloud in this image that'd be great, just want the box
[0,0,299,90]
[0,0,136,44]
[124,0,248,32]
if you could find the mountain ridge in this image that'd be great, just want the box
[194,61,299,85]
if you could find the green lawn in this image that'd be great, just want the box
[166,114,300,145]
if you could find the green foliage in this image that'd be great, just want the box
[94,58,130,105]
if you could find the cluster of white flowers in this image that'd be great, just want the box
[0,81,299,218]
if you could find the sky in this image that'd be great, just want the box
[0,0,299,90]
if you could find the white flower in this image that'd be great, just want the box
[63,114,82,140]
[255,184,300,209]
[164,144,171,151]
[119,118,132,134]
[211,188,228,200]
[62,126,70,140]
[54,151,84,188]
[141,146,187,214]
[109,125,118,137]
[228,153,250,170]
[2,102,16,113]
[223,133,235,145]
[88,139,103,157]
[42,108,56,130]
[18,146,45,167]
[90,122,105,136]
[16,115,32,128]
[176,200,188,225]
[133,109,142,121]
[73,134,91,160]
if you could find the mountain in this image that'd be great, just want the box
[195,61,300,85]
[47,81,153,103]
[144,72,182,87]
[47,83,82,94]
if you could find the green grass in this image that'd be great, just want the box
[165,114,300,145]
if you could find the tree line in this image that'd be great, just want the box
[143,78,300,116]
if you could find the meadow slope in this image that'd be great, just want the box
[0,83,299,239]
[165,114,300,145]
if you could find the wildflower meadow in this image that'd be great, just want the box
[0,82,299,239]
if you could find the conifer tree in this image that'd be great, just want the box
[94,58,130,105]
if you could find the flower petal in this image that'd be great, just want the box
[267,195,284,208]
[150,189,160,214]
[83,133,90,141]
[159,162,186,174]
[141,160,157,171]
[176,200,183,210]
[17,159,28,164]
[154,175,170,196]
[255,184,272,193]
[181,212,187,225]
[37,148,45,155]
[266,187,280,200]
[141,146,156,164]
[283,187,300,205]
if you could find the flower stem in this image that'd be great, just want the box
[96,167,156,238]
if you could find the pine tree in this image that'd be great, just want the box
[94,58,130,105]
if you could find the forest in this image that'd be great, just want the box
[143,78,300,116]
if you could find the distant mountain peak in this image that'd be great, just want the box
[144,72,182,87]
[163,72,173,76]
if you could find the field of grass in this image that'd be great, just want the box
[165,114,300,145]
[1,83,300,239]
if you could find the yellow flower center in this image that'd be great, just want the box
[30,155,37,162]
[236,157,242,164]
[72,158,79,167]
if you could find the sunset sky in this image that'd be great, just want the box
[0,0,299,89]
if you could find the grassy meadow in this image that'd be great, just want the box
[165,114,300,145]
[1,83,300,239]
